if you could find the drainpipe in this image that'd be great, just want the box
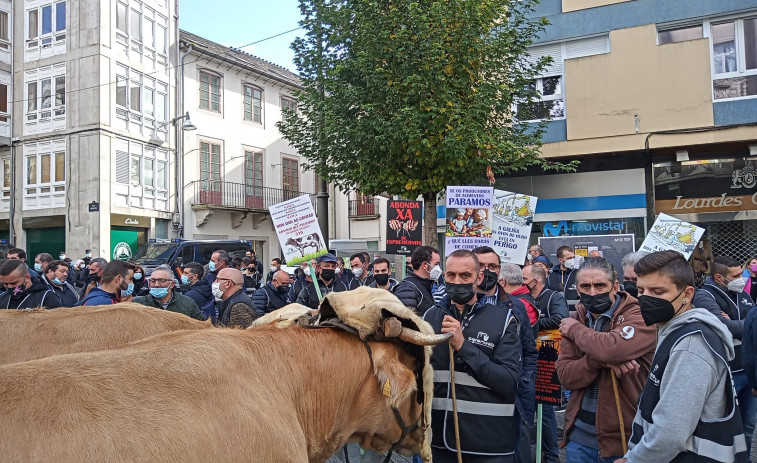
[178,42,193,238]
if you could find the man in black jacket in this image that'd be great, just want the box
[423,249,521,461]
[393,245,441,316]
[182,262,215,323]
[296,253,347,310]
[252,269,291,317]
[692,256,756,455]
[547,245,581,310]
[214,268,257,328]
[42,260,80,307]
[0,259,61,309]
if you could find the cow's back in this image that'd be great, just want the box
[0,303,211,365]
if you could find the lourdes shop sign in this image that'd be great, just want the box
[654,158,757,214]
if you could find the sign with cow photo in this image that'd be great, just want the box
[385,200,423,255]
[492,189,537,265]
[444,186,493,256]
[269,194,327,265]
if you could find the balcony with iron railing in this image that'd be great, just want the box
[348,198,380,219]
[190,180,316,214]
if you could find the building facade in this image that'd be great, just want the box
[495,0,757,263]
[0,0,179,260]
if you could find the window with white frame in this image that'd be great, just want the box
[517,35,609,122]
[710,17,757,100]
[25,0,66,60]
[200,70,222,113]
[24,64,65,135]
[281,96,296,122]
[23,139,66,210]
[114,138,168,210]
[0,156,9,209]
[115,63,168,139]
[243,84,262,124]
[115,0,169,68]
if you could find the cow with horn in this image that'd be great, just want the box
[0,287,449,462]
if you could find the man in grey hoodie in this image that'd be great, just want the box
[616,250,747,463]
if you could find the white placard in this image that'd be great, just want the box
[444,186,493,256]
[639,213,705,260]
[269,195,327,265]
[492,190,538,265]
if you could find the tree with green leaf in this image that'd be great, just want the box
[279,0,574,248]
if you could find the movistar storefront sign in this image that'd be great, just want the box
[543,220,627,237]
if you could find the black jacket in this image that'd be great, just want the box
[548,265,578,305]
[296,278,348,310]
[534,287,569,332]
[393,272,435,316]
[0,276,62,309]
[252,283,291,317]
[424,295,521,455]
[42,275,80,308]
[184,278,214,318]
[217,289,256,328]
[693,277,754,372]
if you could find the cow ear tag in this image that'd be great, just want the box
[383,381,392,397]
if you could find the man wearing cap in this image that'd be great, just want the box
[533,255,552,275]
[296,253,348,310]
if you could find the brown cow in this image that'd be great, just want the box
[0,302,211,365]
[0,323,448,462]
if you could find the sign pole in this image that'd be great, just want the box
[536,404,543,463]
[308,262,323,302]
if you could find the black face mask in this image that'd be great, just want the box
[320,268,335,281]
[478,269,499,291]
[623,280,638,299]
[374,273,390,286]
[277,284,290,294]
[8,284,26,299]
[89,273,101,283]
[638,288,686,326]
[446,282,476,305]
[579,291,614,314]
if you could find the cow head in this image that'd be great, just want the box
[318,287,449,462]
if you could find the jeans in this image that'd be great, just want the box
[734,370,757,462]
[566,440,621,463]
[540,405,560,463]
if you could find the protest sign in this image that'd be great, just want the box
[639,213,705,260]
[535,329,563,405]
[269,195,326,265]
[444,186,493,255]
[385,200,423,255]
[492,190,538,265]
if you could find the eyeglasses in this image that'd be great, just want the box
[149,278,173,286]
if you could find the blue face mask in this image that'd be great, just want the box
[133,272,143,280]
[181,275,190,285]
[150,287,169,299]
[208,261,216,272]
[34,263,42,272]
[53,277,64,285]
[121,282,134,298]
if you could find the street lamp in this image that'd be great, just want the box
[152,112,196,141]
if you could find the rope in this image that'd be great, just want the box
[449,342,463,463]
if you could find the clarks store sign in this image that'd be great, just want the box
[654,160,757,214]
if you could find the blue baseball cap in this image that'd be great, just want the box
[533,256,552,268]
[318,253,338,264]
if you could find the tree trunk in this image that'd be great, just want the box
[423,192,438,249]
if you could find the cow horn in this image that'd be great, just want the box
[398,328,453,346]
[383,317,403,338]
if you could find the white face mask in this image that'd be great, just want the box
[303,267,311,276]
[270,265,277,272]
[727,277,747,294]
[353,267,364,278]
[335,267,342,275]
[429,264,443,281]
[211,282,224,300]
[563,258,575,270]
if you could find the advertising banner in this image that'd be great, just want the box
[539,234,636,278]
[492,189,538,265]
[269,195,327,265]
[444,186,493,256]
[385,200,423,255]
[639,213,705,260]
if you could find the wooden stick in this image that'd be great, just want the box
[449,343,463,463]
[610,370,628,454]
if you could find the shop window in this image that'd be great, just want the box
[22,139,66,210]
[711,17,757,100]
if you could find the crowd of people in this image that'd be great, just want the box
[3,241,757,463]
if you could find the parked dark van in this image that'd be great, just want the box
[132,239,252,277]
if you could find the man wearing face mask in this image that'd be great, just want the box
[252,269,292,317]
[182,262,215,323]
[213,268,257,328]
[0,259,61,309]
[133,266,201,320]
[81,257,108,298]
[33,253,53,277]
[205,250,230,285]
[266,258,282,284]
[555,257,656,463]
[348,252,370,288]
[43,260,80,307]
[296,253,348,311]
[692,255,756,456]
[393,245,441,316]
[423,249,521,461]
[290,259,316,301]
[548,246,581,310]
[474,246,538,463]
[620,251,649,299]
[367,258,397,291]
[617,251,747,463]
[76,260,133,306]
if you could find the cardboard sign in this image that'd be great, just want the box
[386,200,423,255]
[492,190,538,265]
[445,186,493,256]
[639,213,705,260]
[269,195,327,265]
[535,329,563,406]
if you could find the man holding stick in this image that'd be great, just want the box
[556,257,655,462]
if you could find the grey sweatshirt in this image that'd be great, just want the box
[625,307,734,463]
